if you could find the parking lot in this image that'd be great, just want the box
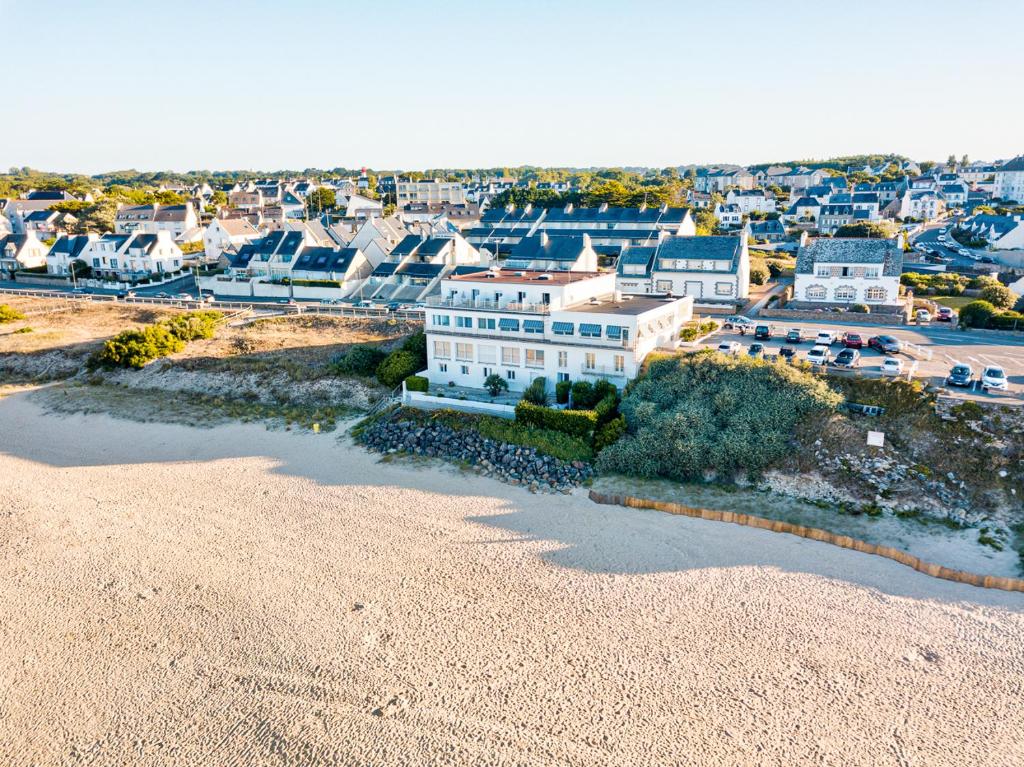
[702,317,1024,404]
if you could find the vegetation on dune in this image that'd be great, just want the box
[91,311,221,369]
[0,304,27,323]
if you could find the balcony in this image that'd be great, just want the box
[580,364,626,378]
[425,295,550,314]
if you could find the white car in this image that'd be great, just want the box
[881,358,904,376]
[916,309,932,322]
[957,248,971,257]
[716,341,741,356]
[981,366,1008,392]
[815,331,837,346]
[806,345,831,365]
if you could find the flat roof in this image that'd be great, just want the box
[568,296,684,316]
[448,269,604,285]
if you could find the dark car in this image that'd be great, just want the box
[778,347,796,362]
[842,332,864,349]
[748,342,765,359]
[784,329,804,344]
[946,364,974,388]
[754,324,772,340]
[868,335,901,354]
[979,256,995,264]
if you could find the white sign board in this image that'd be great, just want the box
[867,431,885,448]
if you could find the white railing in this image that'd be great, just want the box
[425,295,550,314]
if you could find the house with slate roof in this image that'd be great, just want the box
[0,231,49,277]
[694,167,754,193]
[995,156,1024,202]
[726,189,776,215]
[816,205,855,235]
[960,213,1024,250]
[203,217,261,263]
[45,233,97,276]
[114,203,198,240]
[714,203,743,228]
[289,246,374,294]
[365,229,485,303]
[794,238,903,308]
[503,233,598,272]
[745,218,787,242]
[616,235,750,303]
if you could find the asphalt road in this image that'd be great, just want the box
[706,317,1024,404]
[909,222,993,272]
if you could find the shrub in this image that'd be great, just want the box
[515,401,599,439]
[987,311,1024,331]
[94,324,185,369]
[1014,295,1024,314]
[484,373,509,397]
[555,379,571,404]
[596,354,841,480]
[593,392,619,424]
[749,263,769,286]
[958,300,997,329]
[333,345,387,376]
[376,350,421,388]
[165,311,221,342]
[594,415,626,452]
[521,376,549,406]
[0,304,26,323]
[848,303,870,314]
[679,320,718,341]
[980,283,1018,310]
[401,331,427,366]
[405,374,429,392]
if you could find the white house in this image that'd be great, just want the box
[960,214,1024,250]
[344,194,383,219]
[726,189,776,215]
[395,179,466,206]
[0,232,49,277]
[289,246,374,294]
[794,238,903,307]
[616,234,750,303]
[114,203,199,240]
[994,156,1024,202]
[423,268,692,393]
[203,217,261,263]
[45,233,97,276]
[504,232,598,272]
[694,168,755,193]
[714,203,743,228]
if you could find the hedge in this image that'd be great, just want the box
[405,375,429,392]
[515,400,598,439]
[988,311,1024,331]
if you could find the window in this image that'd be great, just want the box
[805,284,826,300]
[506,370,516,380]
[477,317,496,330]
[584,353,596,370]
[523,319,544,333]
[482,367,491,378]
[865,286,887,302]
[525,349,545,368]
[834,285,856,301]
[579,323,602,338]
[431,314,450,327]
[501,347,520,366]
[477,345,496,364]
[864,268,879,279]
[110,259,119,269]
[433,340,451,359]
[498,318,520,332]
[614,354,624,373]
[558,351,567,367]
[460,365,469,375]
[92,258,100,268]
[456,343,473,361]
[655,280,673,292]
[552,322,574,336]
[456,316,472,328]
[715,282,733,296]
[816,268,831,278]
[557,372,570,383]
[606,325,623,340]
[439,363,447,372]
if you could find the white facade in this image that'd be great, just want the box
[423,270,692,393]
[995,160,1024,202]
[794,239,902,306]
[714,204,743,227]
[395,179,466,206]
[203,218,261,262]
[726,189,776,214]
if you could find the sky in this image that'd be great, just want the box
[2,0,1022,174]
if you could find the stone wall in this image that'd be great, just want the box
[759,306,906,325]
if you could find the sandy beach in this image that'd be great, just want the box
[1,391,1023,766]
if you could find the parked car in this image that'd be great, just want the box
[155,291,171,298]
[778,347,796,362]
[916,309,932,323]
[784,328,804,344]
[946,364,974,388]
[842,332,863,349]
[815,330,837,346]
[754,324,772,340]
[980,256,996,264]
[936,307,956,322]
[981,366,1008,392]
[747,342,765,359]
[717,341,741,356]
[881,358,905,376]
[722,315,753,329]
[868,335,901,354]
[806,345,831,365]
[957,248,972,257]
[174,293,192,300]
[833,348,860,368]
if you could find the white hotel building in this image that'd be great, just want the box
[423,269,692,393]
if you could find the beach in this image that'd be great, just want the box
[1,391,1022,766]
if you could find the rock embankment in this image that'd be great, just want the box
[359,417,593,494]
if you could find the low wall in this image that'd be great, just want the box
[759,306,906,325]
[402,388,517,418]
[588,490,1024,593]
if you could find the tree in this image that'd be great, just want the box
[834,221,896,239]
[375,351,420,388]
[72,198,119,233]
[484,374,509,397]
[979,283,1018,310]
[958,300,996,329]
[305,187,337,215]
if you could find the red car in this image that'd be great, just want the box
[936,307,956,322]
[842,332,864,349]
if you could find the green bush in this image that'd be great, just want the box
[376,350,421,388]
[0,304,26,323]
[570,379,616,409]
[749,264,769,286]
[980,283,1018,310]
[958,300,997,329]
[164,311,221,342]
[593,392,619,424]
[484,373,509,397]
[900,272,968,296]
[597,354,841,480]
[555,379,571,404]
[848,303,870,314]
[401,331,427,366]
[521,376,549,406]
[333,345,387,376]
[405,374,429,392]
[594,415,626,452]
[987,311,1024,331]
[515,400,599,439]
[679,320,718,341]
[94,324,186,369]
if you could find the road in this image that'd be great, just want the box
[908,220,995,272]
[705,316,1024,404]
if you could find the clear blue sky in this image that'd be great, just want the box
[2,0,1021,174]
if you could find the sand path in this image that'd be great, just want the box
[1,392,1022,766]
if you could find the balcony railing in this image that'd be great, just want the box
[580,364,626,377]
[425,295,551,314]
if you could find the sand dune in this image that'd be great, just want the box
[1,392,1022,766]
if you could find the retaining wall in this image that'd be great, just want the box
[588,490,1024,593]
